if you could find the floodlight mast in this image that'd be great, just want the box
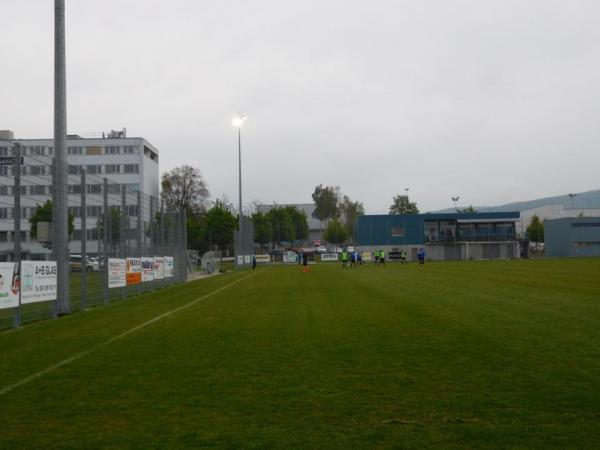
[54,0,70,315]
[233,115,247,260]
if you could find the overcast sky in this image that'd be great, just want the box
[2,0,599,213]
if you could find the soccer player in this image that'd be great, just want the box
[379,249,385,266]
[373,250,379,266]
[400,249,407,265]
[417,248,425,267]
[341,249,349,269]
[302,252,311,272]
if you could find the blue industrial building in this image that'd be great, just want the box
[355,212,520,261]
[545,217,600,257]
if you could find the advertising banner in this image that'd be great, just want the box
[0,262,19,310]
[126,258,142,285]
[255,255,271,264]
[321,253,339,262]
[282,252,298,263]
[141,257,154,282]
[361,252,372,262]
[21,261,57,304]
[244,255,251,264]
[164,256,174,278]
[154,257,165,280]
[237,255,244,266]
[108,258,126,288]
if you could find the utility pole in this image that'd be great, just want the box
[54,0,70,315]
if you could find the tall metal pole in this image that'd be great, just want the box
[238,126,243,254]
[13,142,22,327]
[80,170,87,310]
[54,0,70,315]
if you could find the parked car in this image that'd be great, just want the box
[69,255,100,272]
[315,245,327,254]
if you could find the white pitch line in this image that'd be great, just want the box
[0,269,265,397]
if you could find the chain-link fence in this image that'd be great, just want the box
[0,141,188,331]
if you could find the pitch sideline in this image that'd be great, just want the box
[0,268,267,397]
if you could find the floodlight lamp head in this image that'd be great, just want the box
[232,115,247,127]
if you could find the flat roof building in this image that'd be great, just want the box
[355,212,521,261]
[0,130,161,260]
[545,217,600,257]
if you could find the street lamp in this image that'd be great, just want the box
[233,114,247,256]
[452,196,460,211]
[568,193,577,215]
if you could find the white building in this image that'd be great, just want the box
[0,130,160,260]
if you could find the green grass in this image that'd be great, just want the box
[1,259,599,449]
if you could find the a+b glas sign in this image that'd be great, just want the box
[0,156,23,165]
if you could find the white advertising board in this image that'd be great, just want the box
[283,252,298,263]
[141,257,154,282]
[154,257,165,280]
[237,255,244,266]
[321,253,339,262]
[20,261,57,304]
[244,255,251,264]
[255,255,271,264]
[164,256,174,278]
[108,258,126,288]
[361,252,372,262]
[0,262,19,310]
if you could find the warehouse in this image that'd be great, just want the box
[545,217,600,257]
[354,212,520,261]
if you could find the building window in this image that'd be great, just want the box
[105,146,121,154]
[123,145,138,154]
[0,186,8,195]
[574,241,600,247]
[572,222,600,228]
[68,206,81,218]
[86,164,102,175]
[126,205,138,217]
[68,146,84,155]
[21,207,28,219]
[30,185,46,195]
[87,205,102,217]
[124,164,139,174]
[30,146,46,156]
[0,208,8,219]
[86,146,102,155]
[108,184,121,194]
[0,166,7,176]
[0,147,9,156]
[0,231,7,242]
[68,185,82,195]
[105,164,120,174]
[87,184,102,195]
[391,226,404,237]
[29,165,46,176]
[48,147,54,155]
[68,165,82,175]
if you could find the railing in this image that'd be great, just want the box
[425,233,517,243]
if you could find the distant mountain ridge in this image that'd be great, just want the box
[433,189,600,213]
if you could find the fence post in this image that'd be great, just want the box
[121,186,127,299]
[13,143,21,327]
[103,178,109,304]
[80,170,87,310]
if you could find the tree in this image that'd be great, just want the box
[204,199,238,253]
[29,200,75,246]
[339,195,364,239]
[312,185,340,223]
[252,211,271,252]
[266,206,293,248]
[323,218,349,246]
[99,207,123,253]
[389,195,419,215]
[284,206,309,244]
[527,214,544,243]
[160,165,210,215]
[457,205,477,213]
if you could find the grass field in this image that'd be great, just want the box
[1,259,599,449]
